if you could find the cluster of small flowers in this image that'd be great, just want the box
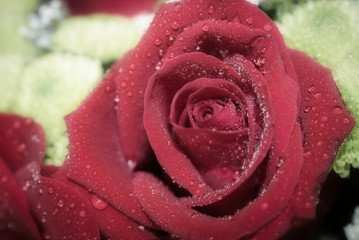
[21,0,67,49]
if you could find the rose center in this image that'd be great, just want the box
[191,98,245,131]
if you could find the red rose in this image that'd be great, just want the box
[0,0,355,239]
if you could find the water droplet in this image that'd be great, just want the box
[57,200,64,208]
[304,106,311,113]
[127,160,136,170]
[130,64,136,70]
[48,187,54,194]
[313,92,321,99]
[263,24,272,31]
[174,3,183,12]
[303,151,312,158]
[261,202,269,211]
[1,176,8,183]
[307,85,316,93]
[91,195,108,210]
[16,143,26,153]
[217,194,223,201]
[207,4,215,14]
[246,17,254,25]
[333,107,343,115]
[323,153,329,160]
[12,121,21,129]
[304,202,312,209]
[24,118,33,126]
[79,210,87,217]
[343,118,350,125]
[42,233,50,239]
[201,23,210,32]
[138,225,145,231]
[130,208,136,214]
[36,202,42,209]
[154,38,162,46]
[170,21,180,30]
[164,29,171,36]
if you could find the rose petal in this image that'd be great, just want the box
[65,76,153,226]
[0,114,45,172]
[0,157,41,240]
[51,167,158,240]
[15,162,100,240]
[133,123,303,239]
[288,49,355,219]
[170,78,252,188]
[145,52,274,201]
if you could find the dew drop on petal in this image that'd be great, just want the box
[332,106,343,115]
[246,17,254,25]
[79,210,87,217]
[57,199,64,208]
[207,4,215,14]
[174,3,183,12]
[261,202,269,211]
[313,92,322,99]
[307,85,316,93]
[91,195,108,210]
[154,38,162,46]
[343,118,351,125]
[201,23,210,32]
[16,143,26,153]
[12,121,21,129]
[48,187,54,194]
[170,21,180,30]
[1,176,8,183]
[263,24,272,32]
[304,106,311,113]
[36,202,42,210]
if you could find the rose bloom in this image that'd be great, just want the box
[0,0,355,239]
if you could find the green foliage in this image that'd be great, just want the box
[277,0,359,177]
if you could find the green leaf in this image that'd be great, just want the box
[277,0,359,177]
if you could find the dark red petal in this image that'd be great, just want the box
[170,78,251,188]
[102,54,153,169]
[288,49,355,219]
[65,76,153,226]
[51,167,158,240]
[145,52,274,202]
[15,162,100,240]
[62,0,157,16]
[133,123,303,239]
[0,114,45,172]
[0,158,41,240]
